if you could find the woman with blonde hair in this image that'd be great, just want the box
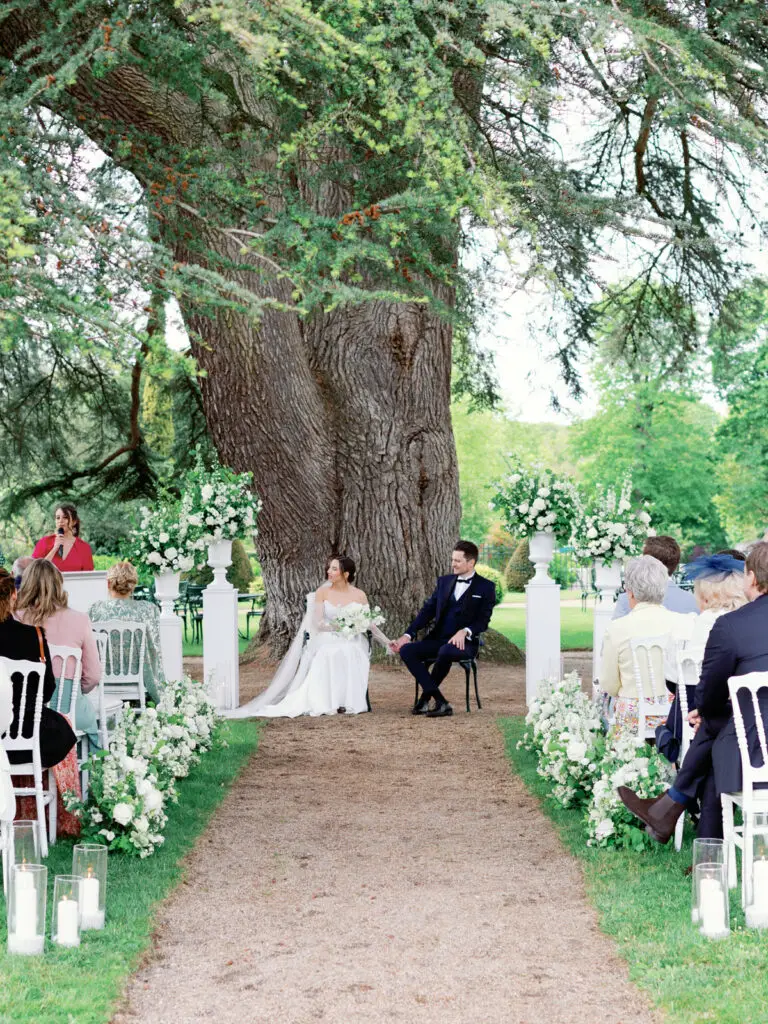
[15,559,102,750]
[88,561,164,701]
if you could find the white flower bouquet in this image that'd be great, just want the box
[332,602,385,639]
[572,480,653,564]
[585,731,674,849]
[519,673,606,808]
[65,677,220,858]
[490,461,580,539]
[184,448,262,545]
[130,500,197,574]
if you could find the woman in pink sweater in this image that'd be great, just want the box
[15,560,102,747]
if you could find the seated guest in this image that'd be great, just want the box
[600,555,692,737]
[88,561,164,702]
[11,556,33,590]
[0,567,76,769]
[15,560,102,750]
[612,535,698,619]
[32,503,94,572]
[656,553,747,762]
[0,661,14,822]
[619,541,768,841]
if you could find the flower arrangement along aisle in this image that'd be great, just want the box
[572,479,653,564]
[183,447,262,547]
[65,677,218,857]
[332,603,385,639]
[490,461,580,539]
[519,673,605,809]
[585,731,674,850]
[130,498,197,574]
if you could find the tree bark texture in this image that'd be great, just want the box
[0,8,462,652]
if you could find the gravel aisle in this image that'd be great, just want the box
[114,662,657,1024]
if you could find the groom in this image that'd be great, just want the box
[391,540,497,717]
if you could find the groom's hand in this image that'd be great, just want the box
[449,629,468,651]
[391,634,411,653]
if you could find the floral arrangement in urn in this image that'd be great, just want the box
[490,461,580,539]
[572,479,653,564]
[183,448,262,545]
[130,500,197,574]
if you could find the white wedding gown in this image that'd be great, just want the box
[228,593,389,718]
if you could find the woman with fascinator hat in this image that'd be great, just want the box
[655,552,748,763]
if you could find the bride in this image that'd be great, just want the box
[228,555,391,718]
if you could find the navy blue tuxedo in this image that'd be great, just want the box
[400,573,497,701]
[674,594,768,836]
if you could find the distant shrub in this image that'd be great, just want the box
[550,552,578,590]
[505,539,535,591]
[476,562,504,604]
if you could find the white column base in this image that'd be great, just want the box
[203,541,240,711]
[525,580,561,706]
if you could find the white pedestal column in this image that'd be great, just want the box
[592,559,622,688]
[203,540,239,712]
[525,531,561,706]
[155,571,183,683]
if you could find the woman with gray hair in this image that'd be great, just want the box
[599,555,693,737]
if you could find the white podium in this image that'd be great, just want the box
[62,571,108,614]
[524,532,561,705]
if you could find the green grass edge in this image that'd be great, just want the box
[0,718,262,1024]
[499,716,768,1024]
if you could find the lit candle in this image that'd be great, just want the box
[8,865,44,955]
[55,895,80,947]
[79,866,105,930]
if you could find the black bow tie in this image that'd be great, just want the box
[456,576,474,584]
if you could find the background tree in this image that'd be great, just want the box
[1,1,767,649]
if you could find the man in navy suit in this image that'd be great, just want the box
[391,540,497,718]
[619,541,768,842]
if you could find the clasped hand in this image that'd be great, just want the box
[688,709,701,733]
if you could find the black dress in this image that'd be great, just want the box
[0,616,77,769]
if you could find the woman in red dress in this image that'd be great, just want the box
[32,503,94,572]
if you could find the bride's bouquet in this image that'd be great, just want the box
[333,603,385,639]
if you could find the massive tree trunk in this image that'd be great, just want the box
[176,231,459,650]
[0,8,462,652]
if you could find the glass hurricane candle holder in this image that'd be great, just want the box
[72,843,107,930]
[52,875,81,948]
[695,862,730,940]
[745,827,768,929]
[691,838,726,923]
[7,862,46,955]
[12,820,40,868]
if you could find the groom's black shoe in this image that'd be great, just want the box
[411,698,432,716]
[426,702,453,718]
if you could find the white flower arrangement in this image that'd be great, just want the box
[585,731,674,850]
[332,602,385,639]
[130,501,197,575]
[184,448,262,544]
[490,461,580,540]
[65,676,219,858]
[572,479,653,564]
[519,673,605,808]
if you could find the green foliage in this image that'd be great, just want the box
[505,539,534,592]
[550,552,577,590]
[475,562,504,604]
[228,539,254,593]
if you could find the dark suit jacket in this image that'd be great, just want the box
[0,616,76,769]
[693,594,768,795]
[406,573,496,643]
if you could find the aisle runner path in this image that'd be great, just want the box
[115,664,657,1024]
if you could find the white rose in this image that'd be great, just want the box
[158,532,170,544]
[147,551,163,566]
[134,815,150,833]
[586,527,598,539]
[143,788,164,813]
[136,778,151,796]
[201,484,214,503]
[532,498,547,511]
[518,503,529,514]
[566,739,587,762]
[112,802,134,826]
[595,819,615,840]
[164,547,178,561]
[538,487,550,498]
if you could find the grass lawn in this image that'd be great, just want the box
[501,717,768,1024]
[182,606,254,657]
[491,605,593,650]
[0,719,261,1024]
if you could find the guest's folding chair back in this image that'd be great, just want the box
[629,635,670,741]
[91,619,147,709]
[729,673,768,801]
[48,645,83,724]
[0,656,56,857]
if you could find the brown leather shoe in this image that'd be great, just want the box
[617,787,684,844]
